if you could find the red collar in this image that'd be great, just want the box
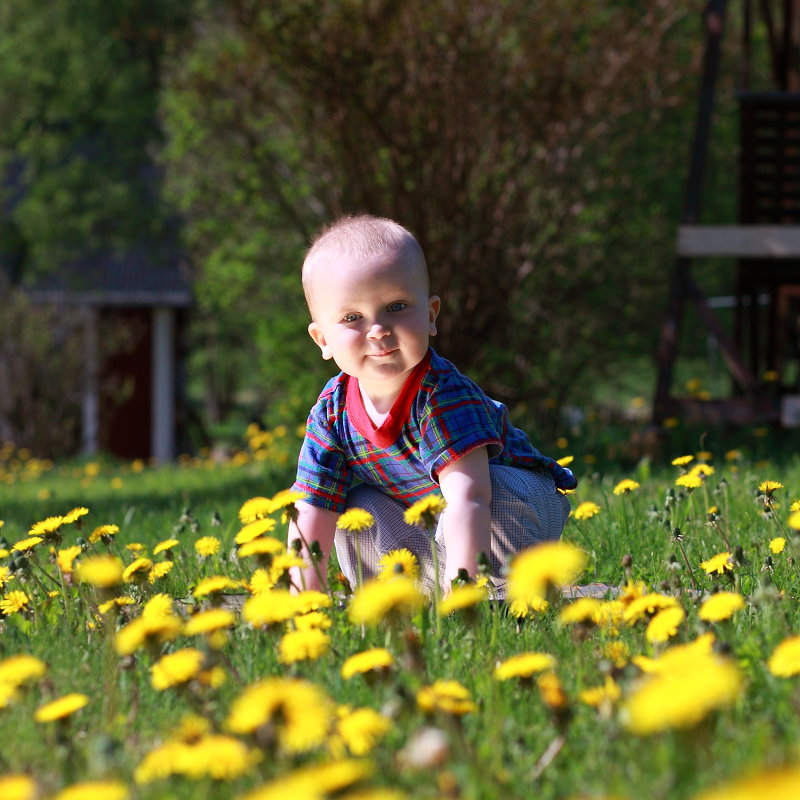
[346,350,432,448]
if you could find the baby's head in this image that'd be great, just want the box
[302,215,429,319]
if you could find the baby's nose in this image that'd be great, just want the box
[367,322,390,339]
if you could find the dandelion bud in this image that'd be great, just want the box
[309,540,322,561]
[621,554,633,569]
[290,537,303,553]
[477,551,490,575]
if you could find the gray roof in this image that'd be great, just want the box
[23,246,192,307]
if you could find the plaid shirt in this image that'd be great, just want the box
[292,349,576,513]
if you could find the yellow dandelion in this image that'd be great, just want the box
[184,608,236,636]
[494,652,555,680]
[634,633,717,674]
[537,671,568,710]
[0,654,47,687]
[612,479,640,495]
[153,538,179,556]
[699,591,745,622]
[334,707,391,756]
[0,774,37,800]
[693,765,800,800]
[293,590,332,615]
[507,595,549,618]
[377,549,420,581]
[689,463,715,478]
[645,606,685,643]
[341,648,394,680]
[790,511,800,530]
[151,648,205,690]
[122,557,153,582]
[226,677,333,753]
[11,537,43,553]
[770,537,786,554]
[725,449,743,462]
[618,579,649,607]
[238,496,273,524]
[573,501,601,520]
[621,652,742,734]
[558,597,602,625]
[507,541,587,604]
[337,508,376,533]
[53,781,128,800]
[235,518,277,545]
[417,679,476,715]
[768,635,800,677]
[238,759,373,800]
[73,554,124,588]
[248,568,275,595]
[61,507,89,525]
[759,480,784,495]
[602,640,630,668]
[57,546,82,575]
[148,561,174,583]
[242,588,299,627]
[294,611,332,631]
[671,455,694,466]
[193,575,240,598]
[115,614,182,656]
[348,577,424,626]
[238,537,284,559]
[268,552,306,584]
[403,495,446,527]
[675,473,703,490]
[0,591,30,616]
[278,628,331,664]
[623,593,679,625]
[88,524,120,544]
[28,516,64,538]
[700,551,734,575]
[791,499,800,512]
[97,596,136,615]
[34,693,89,723]
[438,583,487,616]
[579,676,621,709]
[194,536,221,557]
[143,593,175,618]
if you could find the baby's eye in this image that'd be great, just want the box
[342,313,361,323]
[387,302,407,312]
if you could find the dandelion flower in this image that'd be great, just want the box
[507,595,549,618]
[34,693,89,722]
[238,497,272,524]
[115,615,182,656]
[537,671,568,710]
[671,455,694,466]
[97,596,136,615]
[622,652,741,734]
[676,473,703,490]
[0,591,30,616]
[558,597,602,625]
[235,518,277,545]
[226,677,333,753]
[417,680,476,715]
[268,553,306,584]
[494,652,555,680]
[770,537,786,554]
[153,538,179,556]
[337,509,376,532]
[612,479,640,495]
[0,775,37,800]
[61,507,89,525]
[193,575,240,598]
[238,759,373,800]
[790,511,800,530]
[579,676,621,709]
[341,648,394,680]
[768,635,800,677]
[573,501,601,520]
[278,628,331,664]
[142,593,175,619]
[646,606,685,643]
[690,463,715,478]
[238,537,284,559]
[74,555,123,589]
[11,537,43,554]
[293,590,332,615]
[122,558,153,582]
[194,537,221,557]
[184,608,236,636]
[438,584,487,616]
[348,578,424,626]
[28,516,64,538]
[151,648,205,690]
[378,549,420,581]
[334,707,391,756]
[242,588,299,628]
[693,765,800,800]
[791,499,800,512]
[700,551,734,575]
[403,495,446,527]
[699,592,745,622]
[53,781,129,800]
[508,542,587,604]
[57,546,82,575]
[759,480,784,494]
[148,561,174,583]
[623,593,678,625]
[0,654,46,687]
[88,524,119,544]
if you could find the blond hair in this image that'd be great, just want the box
[302,215,427,312]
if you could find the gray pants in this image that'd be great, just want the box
[334,465,571,594]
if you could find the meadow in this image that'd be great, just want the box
[1,424,800,800]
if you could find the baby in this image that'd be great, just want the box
[288,214,576,593]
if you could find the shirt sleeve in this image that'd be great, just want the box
[291,396,353,513]
[418,373,503,480]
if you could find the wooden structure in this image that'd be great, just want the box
[654,0,800,426]
[26,246,192,461]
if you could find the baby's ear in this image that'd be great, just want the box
[428,295,441,336]
[308,322,333,360]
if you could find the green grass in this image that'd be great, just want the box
[1,443,800,799]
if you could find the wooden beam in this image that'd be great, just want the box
[677,225,800,256]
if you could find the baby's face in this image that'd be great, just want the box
[306,244,440,400]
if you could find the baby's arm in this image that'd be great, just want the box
[438,446,492,584]
[287,500,339,591]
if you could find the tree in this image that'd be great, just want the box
[162,0,704,429]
